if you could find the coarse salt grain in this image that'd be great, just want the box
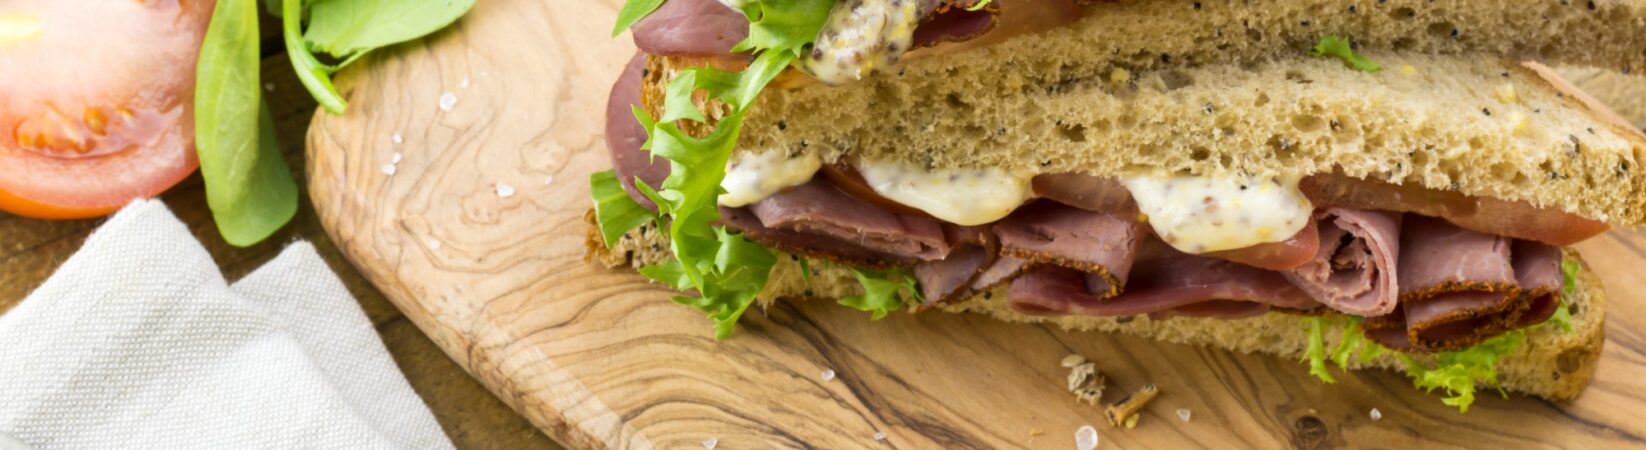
[381,164,397,176]
[438,92,457,111]
[460,78,471,89]
[1075,425,1098,450]
[702,437,717,449]
[873,432,886,441]
[392,133,403,144]
[392,152,403,164]
[543,175,554,185]
[1370,408,1383,421]
[495,182,515,198]
[428,239,442,250]
[821,369,836,381]
[1177,408,1192,423]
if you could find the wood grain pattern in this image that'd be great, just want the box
[0,36,557,449]
[304,0,1646,447]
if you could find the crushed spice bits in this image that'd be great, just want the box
[1105,384,1161,428]
[1063,355,1106,406]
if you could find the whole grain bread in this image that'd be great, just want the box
[644,1,1646,225]
[701,51,1646,225]
[588,218,1606,401]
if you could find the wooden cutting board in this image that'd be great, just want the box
[304,0,1646,447]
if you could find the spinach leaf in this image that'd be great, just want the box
[283,0,474,113]
[283,0,348,113]
[303,0,475,60]
[196,0,299,246]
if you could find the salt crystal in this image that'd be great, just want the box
[392,152,403,164]
[263,83,274,92]
[428,239,442,250]
[1177,408,1192,423]
[702,437,717,449]
[543,175,554,185]
[438,92,457,111]
[873,432,887,441]
[1075,425,1099,450]
[381,164,397,176]
[460,78,471,89]
[821,369,836,381]
[392,133,404,144]
[1370,408,1382,421]
[495,182,515,198]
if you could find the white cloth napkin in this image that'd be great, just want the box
[0,200,454,450]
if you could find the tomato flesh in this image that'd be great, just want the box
[819,163,940,219]
[0,0,214,219]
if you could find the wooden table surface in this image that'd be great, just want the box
[0,29,561,450]
[4,12,1645,450]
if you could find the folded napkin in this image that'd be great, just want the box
[0,200,453,450]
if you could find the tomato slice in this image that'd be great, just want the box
[818,163,940,219]
[0,0,213,219]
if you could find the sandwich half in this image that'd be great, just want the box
[589,0,1646,410]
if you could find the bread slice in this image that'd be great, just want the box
[588,217,1606,401]
[642,2,1646,226]
[675,50,1646,226]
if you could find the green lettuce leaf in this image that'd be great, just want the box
[1397,332,1524,413]
[589,170,656,247]
[797,256,813,288]
[1550,258,1581,333]
[657,227,778,339]
[729,0,835,55]
[839,268,919,320]
[618,2,827,338]
[1309,35,1381,73]
[1303,316,1336,383]
[638,259,692,290]
[611,0,666,37]
[1307,315,1525,413]
[1328,316,1366,369]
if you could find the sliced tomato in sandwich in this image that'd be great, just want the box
[819,163,939,219]
[0,0,214,219]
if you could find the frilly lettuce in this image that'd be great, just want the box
[839,268,921,320]
[599,0,926,338]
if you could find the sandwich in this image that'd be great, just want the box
[587,0,1646,411]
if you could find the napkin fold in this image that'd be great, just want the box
[0,200,453,450]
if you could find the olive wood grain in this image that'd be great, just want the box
[304,0,1646,447]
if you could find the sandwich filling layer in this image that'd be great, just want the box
[604,53,1598,353]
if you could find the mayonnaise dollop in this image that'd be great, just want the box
[1123,173,1313,254]
[858,159,1033,226]
[718,151,822,207]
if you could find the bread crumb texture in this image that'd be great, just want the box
[694,0,1646,224]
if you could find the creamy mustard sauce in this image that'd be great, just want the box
[1123,173,1313,254]
[718,151,822,207]
[858,159,1033,226]
[798,0,923,85]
